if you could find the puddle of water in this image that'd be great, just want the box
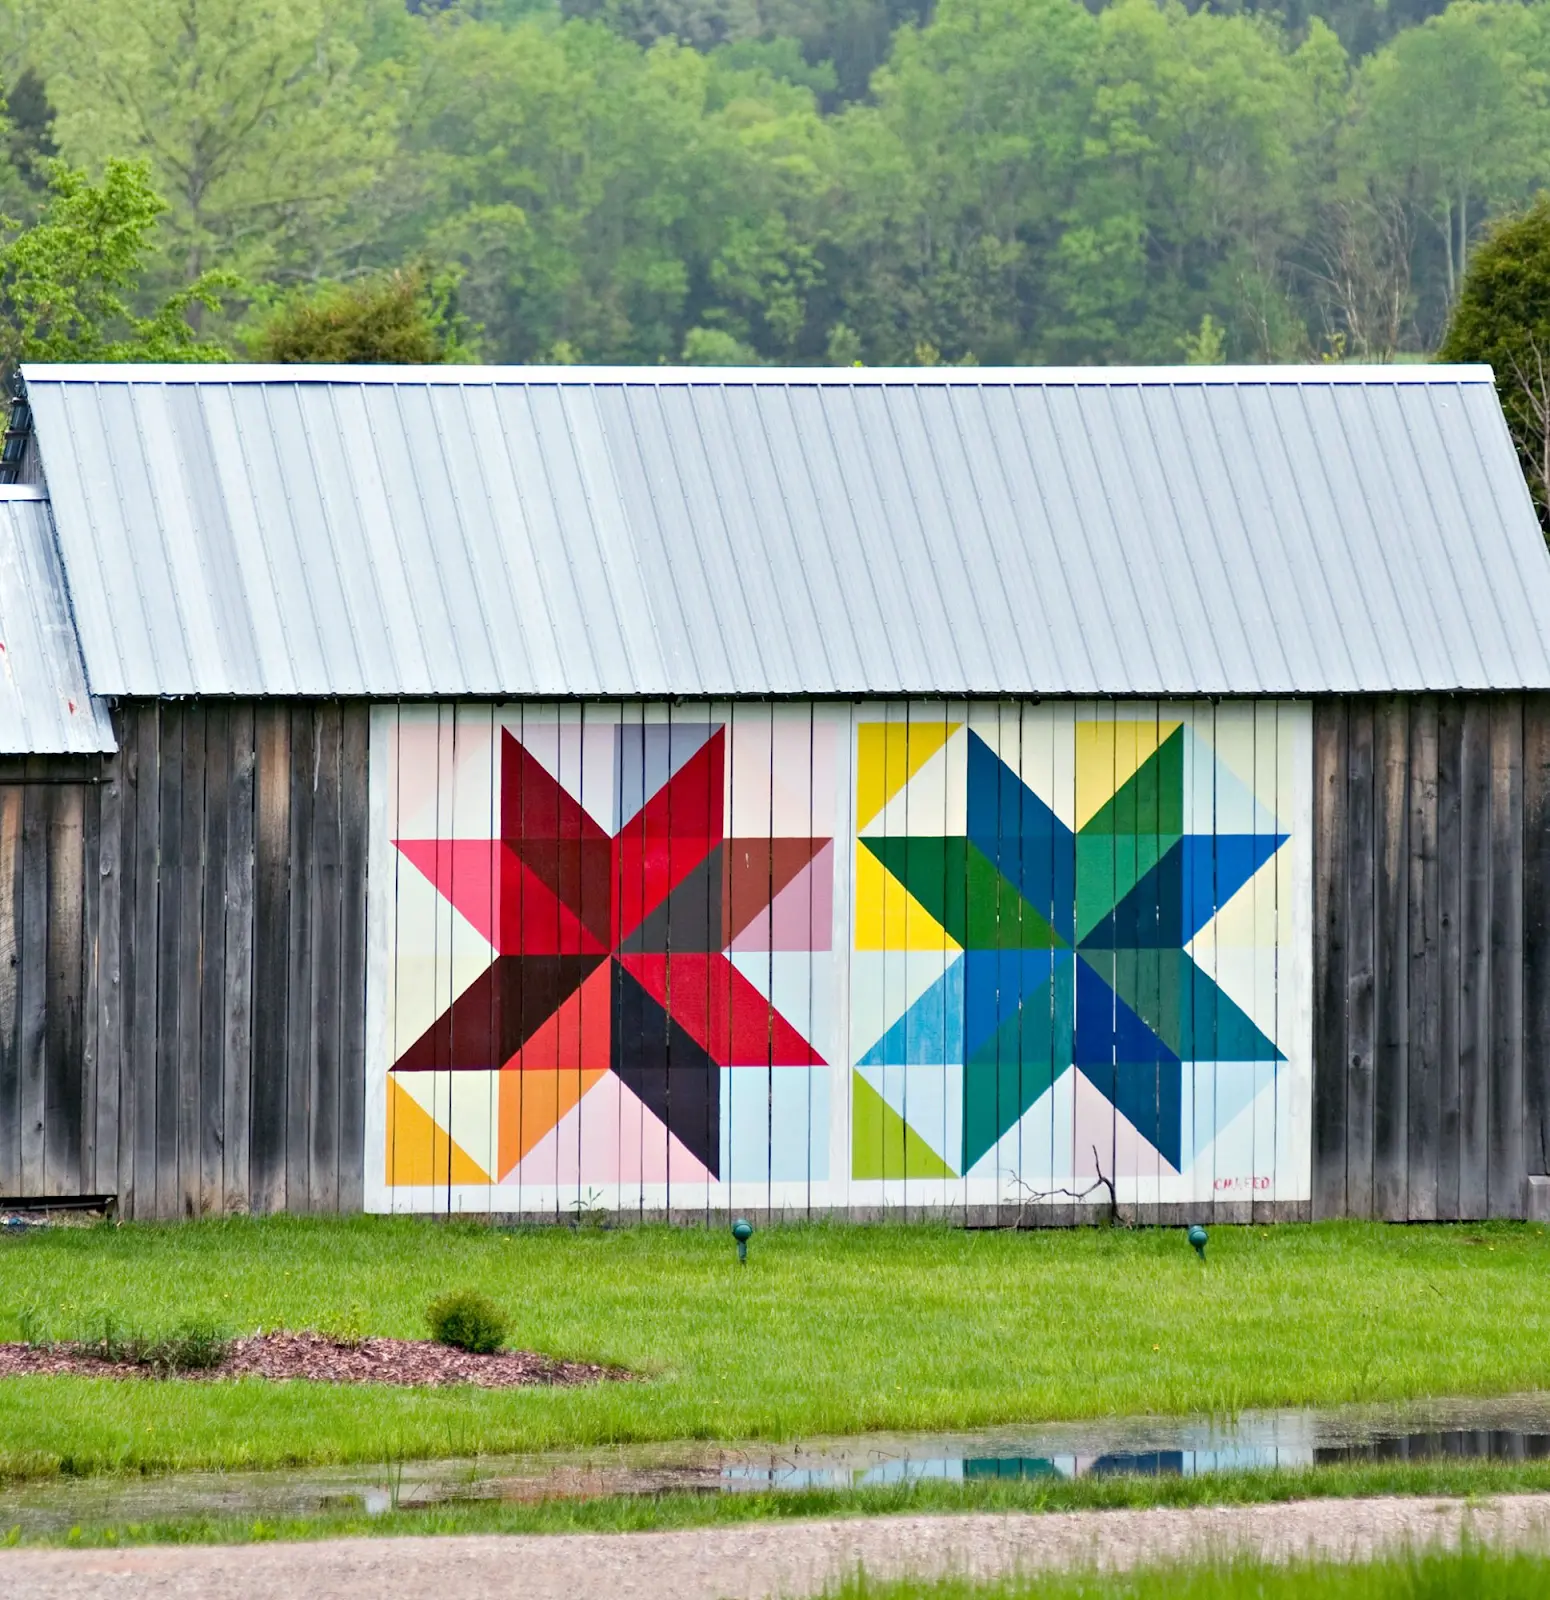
[3,1393,1549,1536]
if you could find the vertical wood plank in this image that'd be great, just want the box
[1436,698,1464,1219]
[286,707,316,1211]
[1489,695,1526,1217]
[224,705,256,1213]
[95,750,124,1202]
[18,787,50,1195]
[131,706,163,1219]
[1344,701,1377,1218]
[1372,696,1409,1220]
[1406,696,1441,1220]
[1523,693,1550,1179]
[251,705,291,1214]
[309,703,342,1213]
[80,782,101,1195]
[176,707,206,1217]
[1458,698,1493,1219]
[0,789,23,1194]
[155,706,185,1218]
[118,711,149,1218]
[43,784,86,1195]
[337,706,369,1213]
[199,704,230,1215]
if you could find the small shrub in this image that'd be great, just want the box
[90,1316,231,1375]
[426,1289,508,1354]
[319,1302,368,1349]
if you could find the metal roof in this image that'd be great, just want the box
[22,362,1550,698]
[0,490,115,752]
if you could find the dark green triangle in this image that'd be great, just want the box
[862,836,1062,950]
[1105,948,1283,1063]
[961,966,1075,1172]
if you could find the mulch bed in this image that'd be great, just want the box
[0,1330,625,1388]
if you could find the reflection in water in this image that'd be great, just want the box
[4,1397,1550,1535]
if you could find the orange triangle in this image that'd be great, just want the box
[386,1077,491,1186]
[497,962,613,1175]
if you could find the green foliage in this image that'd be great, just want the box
[251,264,475,363]
[1440,196,1550,526]
[0,159,232,370]
[7,0,1550,381]
[425,1288,508,1354]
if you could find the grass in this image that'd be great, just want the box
[10,1459,1550,1548]
[0,1215,1548,1483]
[820,1546,1550,1597]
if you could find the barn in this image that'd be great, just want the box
[1,362,1548,1226]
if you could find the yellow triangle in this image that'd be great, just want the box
[386,1077,491,1187]
[1074,719,1183,830]
[857,722,959,830]
[854,842,962,951]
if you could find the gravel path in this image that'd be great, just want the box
[5,1494,1550,1599]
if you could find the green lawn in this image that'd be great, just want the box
[824,1545,1550,1598]
[0,1216,1547,1482]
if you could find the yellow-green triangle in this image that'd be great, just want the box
[851,1070,956,1179]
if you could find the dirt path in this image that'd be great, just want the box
[6,1494,1550,1599]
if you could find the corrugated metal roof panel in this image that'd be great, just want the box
[0,493,116,752]
[23,364,1550,697]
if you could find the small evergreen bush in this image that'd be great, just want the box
[426,1289,508,1354]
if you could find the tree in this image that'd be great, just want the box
[0,158,231,371]
[36,0,396,287]
[1355,2,1549,320]
[1439,197,1550,531]
[251,264,475,362]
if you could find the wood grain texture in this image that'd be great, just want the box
[42,783,85,1194]
[1489,696,1526,1218]
[1373,696,1409,1219]
[18,786,49,1194]
[1406,697,1440,1219]
[175,707,206,1218]
[1524,693,1550,1178]
[1312,701,1349,1219]
[1436,697,1464,1219]
[251,705,291,1214]
[308,703,342,1214]
[1343,701,1377,1219]
[223,705,256,1212]
[0,788,23,1194]
[199,704,230,1215]
[337,707,370,1213]
[285,707,316,1212]
[1458,699,1493,1220]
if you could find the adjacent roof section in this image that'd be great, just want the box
[22,363,1550,698]
[0,491,116,752]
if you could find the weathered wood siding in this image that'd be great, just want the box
[1313,694,1550,1219]
[6,692,1550,1221]
[0,702,369,1217]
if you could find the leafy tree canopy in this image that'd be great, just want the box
[1440,196,1550,527]
[0,158,231,371]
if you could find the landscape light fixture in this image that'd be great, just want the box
[732,1218,753,1264]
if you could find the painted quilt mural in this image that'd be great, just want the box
[366,701,1309,1212]
[370,705,838,1211]
[851,706,1308,1206]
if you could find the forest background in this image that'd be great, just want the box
[0,0,1544,368]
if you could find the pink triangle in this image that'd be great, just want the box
[504,1072,714,1187]
[1070,1070,1179,1180]
[728,840,834,953]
